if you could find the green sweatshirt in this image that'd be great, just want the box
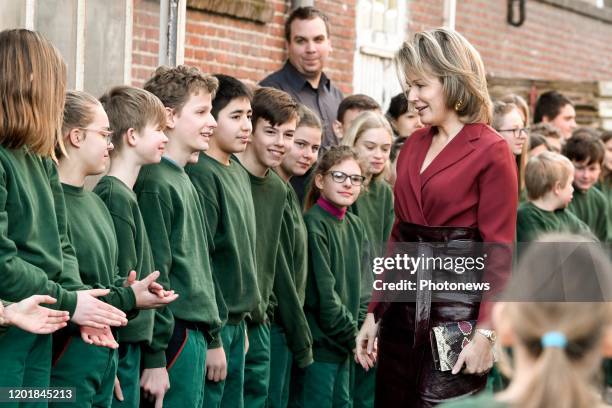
[94,175,155,344]
[567,186,610,242]
[135,157,221,368]
[349,178,394,323]
[439,393,506,408]
[304,204,366,363]
[62,184,136,313]
[237,160,289,325]
[185,154,260,343]
[269,180,313,368]
[516,201,593,242]
[0,147,82,314]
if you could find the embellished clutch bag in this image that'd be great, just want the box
[430,320,476,371]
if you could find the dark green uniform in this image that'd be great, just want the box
[236,160,290,408]
[348,178,394,408]
[0,148,83,401]
[51,183,136,407]
[95,175,156,408]
[568,186,610,242]
[135,157,221,407]
[516,201,593,242]
[301,203,366,408]
[186,153,260,408]
[268,182,313,408]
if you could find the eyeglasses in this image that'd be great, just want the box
[79,127,114,145]
[326,171,366,186]
[497,127,529,138]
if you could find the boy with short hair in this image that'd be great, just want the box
[235,86,299,408]
[562,131,611,242]
[138,65,222,407]
[185,74,261,407]
[517,151,592,242]
[333,94,381,142]
[95,85,170,407]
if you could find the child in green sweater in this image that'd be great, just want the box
[562,130,610,242]
[95,85,173,407]
[517,151,592,242]
[301,146,368,408]
[138,65,222,408]
[271,104,321,408]
[235,87,298,408]
[342,110,394,408]
[185,74,260,408]
[52,90,177,407]
[0,28,128,393]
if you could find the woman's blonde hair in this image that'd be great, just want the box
[496,234,612,408]
[395,28,492,124]
[341,111,393,180]
[0,29,67,158]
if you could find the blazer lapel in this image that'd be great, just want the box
[407,130,431,224]
[420,124,480,188]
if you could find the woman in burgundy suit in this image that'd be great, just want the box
[355,29,518,407]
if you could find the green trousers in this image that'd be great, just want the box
[111,343,141,408]
[301,358,351,408]
[203,322,246,408]
[164,328,207,408]
[0,327,51,408]
[50,335,118,408]
[352,362,375,408]
[268,324,293,408]
[244,322,271,408]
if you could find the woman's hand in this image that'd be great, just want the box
[452,332,494,375]
[355,313,379,371]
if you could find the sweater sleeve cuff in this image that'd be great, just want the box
[294,347,314,369]
[142,349,167,369]
[208,332,223,349]
[60,291,78,317]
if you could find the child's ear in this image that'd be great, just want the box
[126,128,137,147]
[314,173,324,190]
[492,302,514,347]
[552,180,562,196]
[165,107,176,129]
[68,128,82,148]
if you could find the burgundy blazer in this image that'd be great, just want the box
[368,123,518,323]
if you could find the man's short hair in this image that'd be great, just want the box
[285,6,330,42]
[99,86,166,152]
[336,94,381,123]
[533,90,573,124]
[562,129,605,166]
[144,65,218,113]
[211,74,253,120]
[251,87,298,129]
[525,151,573,200]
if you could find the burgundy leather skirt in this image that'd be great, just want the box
[374,222,487,407]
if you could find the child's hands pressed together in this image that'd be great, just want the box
[124,270,179,309]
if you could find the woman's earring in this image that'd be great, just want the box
[454,100,463,111]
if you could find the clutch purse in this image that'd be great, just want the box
[430,320,476,371]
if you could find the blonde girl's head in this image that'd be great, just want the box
[0,29,67,158]
[304,145,366,211]
[495,234,612,408]
[341,111,393,179]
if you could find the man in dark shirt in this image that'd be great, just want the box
[260,6,343,201]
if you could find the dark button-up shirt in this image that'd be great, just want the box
[260,61,344,149]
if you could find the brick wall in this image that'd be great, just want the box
[131,0,357,93]
[407,0,612,81]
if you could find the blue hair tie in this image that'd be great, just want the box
[541,331,567,349]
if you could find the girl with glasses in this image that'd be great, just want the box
[300,146,368,407]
